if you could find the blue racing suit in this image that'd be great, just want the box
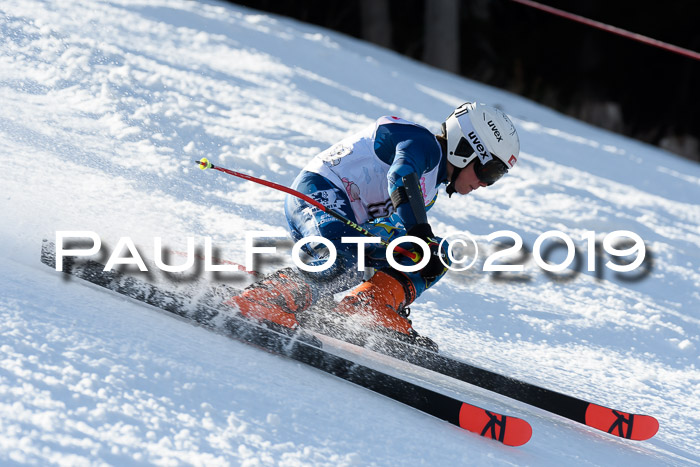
[284,116,449,300]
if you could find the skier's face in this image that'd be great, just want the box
[454,162,488,195]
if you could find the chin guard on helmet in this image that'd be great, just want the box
[445,168,462,198]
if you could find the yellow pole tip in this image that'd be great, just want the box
[198,158,212,170]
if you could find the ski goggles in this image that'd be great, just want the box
[452,137,509,185]
[474,156,508,186]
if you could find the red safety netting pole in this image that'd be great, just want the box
[511,0,700,61]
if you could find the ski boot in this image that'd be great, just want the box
[223,267,313,332]
[332,270,438,352]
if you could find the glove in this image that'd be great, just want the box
[406,223,449,280]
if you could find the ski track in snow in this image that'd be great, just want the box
[1,0,699,465]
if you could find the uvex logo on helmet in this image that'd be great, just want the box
[487,120,503,142]
[467,131,492,164]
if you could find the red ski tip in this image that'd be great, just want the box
[459,404,533,446]
[585,403,659,440]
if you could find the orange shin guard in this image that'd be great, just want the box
[225,289,300,329]
[224,269,312,329]
[334,271,415,335]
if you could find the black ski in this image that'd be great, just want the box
[41,241,658,441]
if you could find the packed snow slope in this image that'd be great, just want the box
[1,0,699,465]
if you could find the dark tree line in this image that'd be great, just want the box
[228,0,699,162]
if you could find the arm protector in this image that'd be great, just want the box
[390,172,428,229]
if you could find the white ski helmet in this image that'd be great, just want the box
[444,102,520,185]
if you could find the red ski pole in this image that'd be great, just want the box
[196,158,420,262]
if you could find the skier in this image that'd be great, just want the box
[226,102,520,346]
